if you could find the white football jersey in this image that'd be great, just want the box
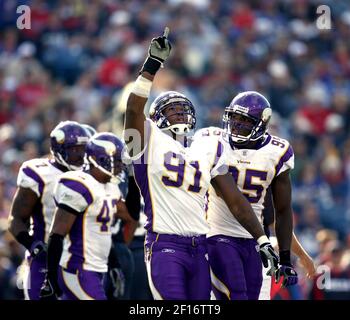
[17,158,65,243]
[54,170,122,273]
[197,127,294,239]
[131,119,227,237]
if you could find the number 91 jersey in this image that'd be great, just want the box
[53,170,122,273]
[132,119,227,237]
[200,127,294,239]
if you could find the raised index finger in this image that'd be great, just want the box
[163,27,170,38]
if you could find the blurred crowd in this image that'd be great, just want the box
[0,0,350,299]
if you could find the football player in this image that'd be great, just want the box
[80,124,138,299]
[39,133,128,300]
[124,29,278,300]
[8,121,89,300]
[201,91,301,299]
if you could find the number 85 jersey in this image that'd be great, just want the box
[54,170,122,273]
[205,127,294,239]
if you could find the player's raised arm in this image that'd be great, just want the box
[125,27,171,154]
[211,173,279,275]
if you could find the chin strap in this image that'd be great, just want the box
[88,156,125,183]
[161,123,192,136]
[88,156,113,177]
[169,124,191,135]
[52,151,82,171]
[229,134,267,150]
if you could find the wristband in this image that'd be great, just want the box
[257,235,270,246]
[139,57,162,75]
[279,250,291,265]
[16,231,34,251]
[131,75,152,98]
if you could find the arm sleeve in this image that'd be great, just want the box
[125,176,141,221]
[46,233,64,292]
[54,178,93,215]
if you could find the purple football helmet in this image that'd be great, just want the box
[223,91,272,145]
[50,121,89,170]
[149,91,196,135]
[85,132,126,180]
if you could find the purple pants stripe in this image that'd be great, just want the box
[24,257,47,300]
[207,235,263,300]
[58,267,107,300]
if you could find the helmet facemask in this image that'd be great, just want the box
[160,102,195,135]
[149,92,196,136]
[54,144,87,171]
[50,123,89,171]
[223,106,271,146]
[85,134,126,183]
[87,154,125,183]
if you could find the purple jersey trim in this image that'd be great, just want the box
[254,134,272,150]
[212,141,224,169]
[21,166,46,241]
[32,201,45,242]
[275,144,294,176]
[60,178,93,205]
[22,166,44,194]
[133,154,154,231]
[66,213,85,272]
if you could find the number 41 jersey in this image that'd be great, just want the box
[202,127,294,239]
[54,170,122,273]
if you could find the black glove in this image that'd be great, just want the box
[140,27,172,75]
[39,276,62,301]
[109,268,125,299]
[259,242,279,276]
[30,240,47,259]
[275,250,298,287]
